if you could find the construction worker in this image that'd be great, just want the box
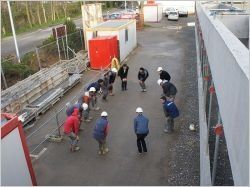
[82,103,92,122]
[66,102,74,116]
[82,92,93,122]
[138,67,149,92]
[93,111,110,155]
[134,107,149,154]
[88,87,100,111]
[87,79,104,94]
[157,67,171,82]
[102,73,109,101]
[64,108,80,152]
[157,79,177,101]
[118,64,129,91]
[160,96,179,133]
[107,68,117,96]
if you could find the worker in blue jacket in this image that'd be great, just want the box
[87,79,104,93]
[134,107,149,154]
[93,111,110,155]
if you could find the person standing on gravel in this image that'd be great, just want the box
[93,111,110,155]
[160,96,179,133]
[138,67,149,92]
[134,107,149,154]
[118,64,129,91]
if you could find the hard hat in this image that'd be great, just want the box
[82,103,88,110]
[157,79,163,86]
[189,124,195,131]
[157,67,163,72]
[89,87,96,92]
[111,68,118,73]
[66,102,71,107]
[84,91,89,97]
[101,111,108,117]
[136,107,143,113]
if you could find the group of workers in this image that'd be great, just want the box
[63,64,179,155]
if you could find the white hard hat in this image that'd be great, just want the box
[89,87,96,92]
[111,68,118,73]
[84,91,89,97]
[189,124,195,131]
[157,79,163,86]
[82,103,88,110]
[136,107,143,113]
[101,111,108,117]
[157,67,163,72]
[66,102,71,107]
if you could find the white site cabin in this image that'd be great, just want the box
[85,19,137,62]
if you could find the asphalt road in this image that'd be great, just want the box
[31,15,199,185]
[1,8,121,57]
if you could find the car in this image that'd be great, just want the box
[165,7,177,17]
[168,11,179,21]
[178,8,188,17]
[109,12,122,19]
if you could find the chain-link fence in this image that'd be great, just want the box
[1,30,85,90]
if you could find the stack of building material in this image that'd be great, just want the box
[56,51,88,74]
[1,66,68,113]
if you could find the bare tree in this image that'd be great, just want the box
[41,1,47,23]
[25,1,32,28]
[36,2,42,25]
[63,2,67,18]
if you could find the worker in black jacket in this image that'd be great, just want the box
[138,67,149,92]
[157,79,177,101]
[157,67,171,82]
[118,64,129,91]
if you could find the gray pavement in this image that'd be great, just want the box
[31,16,199,185]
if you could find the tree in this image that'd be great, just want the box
[64,19,77,34]
[41,1,47,23]
[36,2,42,25]
[25,1,32,28]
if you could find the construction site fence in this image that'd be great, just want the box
[1,30,85,89]
[26,64,111,155]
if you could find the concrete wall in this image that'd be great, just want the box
[196,3,249,185]
[143,5,163,22]
[218,15,249,39]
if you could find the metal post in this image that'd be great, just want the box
[212,113,222,185]
[61,37,67,60]
[79,29,84,51]
[7,1,20,63]
[65,25,69,60]
[35,48,42,70]
[55,28,61,61]
[1,66,8,89]
[54,111,61,136]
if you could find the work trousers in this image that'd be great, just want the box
[65,132,78,147]
[121,79,127,90]
[136,133,148,153]
[165,116,174,132]
[102,88,108,100]
[90,96,97,109]
[95,138,107,153]
[139,81,146,90]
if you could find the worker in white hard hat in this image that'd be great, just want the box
[157,66,171,82]
[88,87,100,111]
[93,111,110,155]
[157,79,177,101]
[82,103,92,122]
[134,107,149,154]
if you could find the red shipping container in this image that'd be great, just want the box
[88,36,119,70]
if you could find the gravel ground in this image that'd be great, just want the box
[164,21,200,185]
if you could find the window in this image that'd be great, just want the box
[125,29,128,42]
